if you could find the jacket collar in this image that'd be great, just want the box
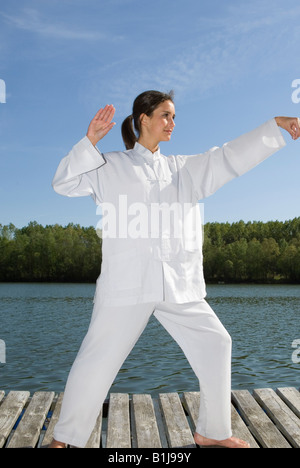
[133,142,161,162]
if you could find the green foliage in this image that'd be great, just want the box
[0,218,299,283]
[203,218,300,283]
[0,222,102,282]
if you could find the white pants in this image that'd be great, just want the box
[54,300,232,447]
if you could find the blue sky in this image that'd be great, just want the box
[0,0,300,228]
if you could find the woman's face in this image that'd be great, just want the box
[141,100,176,144]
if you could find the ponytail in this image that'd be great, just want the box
[121,90,174,150]
[121,115,137,150]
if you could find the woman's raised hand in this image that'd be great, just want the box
[86,105,116,146]
[275,116,300,140]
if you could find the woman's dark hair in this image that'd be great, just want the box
[121,90,174,150]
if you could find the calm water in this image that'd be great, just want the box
[0,283,299,394]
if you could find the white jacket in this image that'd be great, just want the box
[52,118,286,306]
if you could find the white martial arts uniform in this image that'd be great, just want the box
[52,119,286,447]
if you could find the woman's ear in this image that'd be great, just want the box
[139,113,149,128]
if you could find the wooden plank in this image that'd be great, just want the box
[0,391,30,448]
[182,392,199,432]
[85,410,102,448]
[254,388,300,448]
[276,387,300,419]
[0,391,5,404]
[230,403,260,448]
[183,391,259,449]
[7,391,55,448]
[132,394,161,448]
[232,390,291,448]
[41,393,64,448]
[106,393,131,448]
[159,393,195,448]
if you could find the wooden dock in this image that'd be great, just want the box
[0,387,299,448]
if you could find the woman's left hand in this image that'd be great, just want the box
[275,116,300,140]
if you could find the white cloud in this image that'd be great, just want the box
[0,7,121,42]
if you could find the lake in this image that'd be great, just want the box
[0,283,299,395]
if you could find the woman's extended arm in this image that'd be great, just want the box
[177,118,288,200]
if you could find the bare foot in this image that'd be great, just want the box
[194,432,250,448]
[49,439,67,448]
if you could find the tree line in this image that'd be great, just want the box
[0,218,299,283]
[203,217,300,283]
[0,222,102,282]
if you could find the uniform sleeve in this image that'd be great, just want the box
[177,118,286,200]
[52,136,106,204]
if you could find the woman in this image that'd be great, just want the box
[50,90,299,448]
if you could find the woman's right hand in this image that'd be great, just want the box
[86,105,116,146]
